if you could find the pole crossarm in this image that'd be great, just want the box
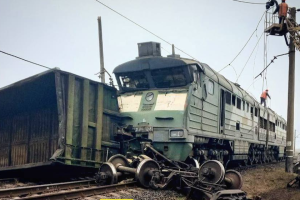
[285,17,300,51]
[254,52,289,79]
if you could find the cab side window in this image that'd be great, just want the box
[225,92,231,105]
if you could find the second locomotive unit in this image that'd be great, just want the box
[114,42,286,167]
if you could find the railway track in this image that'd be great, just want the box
[0,160,282,200]
[0,179,136,200]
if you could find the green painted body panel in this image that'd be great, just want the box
[153,143,193,161]
[119,88,195,161]
[119,89,188,128]
[122,110,185,128]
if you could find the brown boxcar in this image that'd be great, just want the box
[0,69,121,171]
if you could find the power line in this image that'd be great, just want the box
[161,46,171,54]
[254,52,289,79]
[252,31,261,89]
[95,0,197,60]
[218,11,266,74]
[236,32,264,82]
[232,0,265,5]
[0,50,51,70]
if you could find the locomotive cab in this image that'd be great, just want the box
[113,42,203,162]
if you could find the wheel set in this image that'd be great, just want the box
[199,160,243,189]
[97,154,243,190]
[97,154,160,188]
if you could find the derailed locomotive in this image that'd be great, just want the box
[0,41,286,175]
[115,42,287,167]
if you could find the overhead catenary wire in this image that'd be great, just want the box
[232,0,266,5]
[95,0,197,60]
[252,31,261,89]
[0,50,52,70]
[161,46,171,55]
[201,10,267,83]
[218,11,266,74]
[236,32,264,82]
[254,52,289,79]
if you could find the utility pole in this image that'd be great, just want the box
[286,7,296,173]
[294,129,297,156]
[98,17,105,83]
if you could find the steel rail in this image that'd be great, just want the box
[0,179,96,198]
[20,181,137,200]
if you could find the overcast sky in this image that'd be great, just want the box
[1,0,300,147]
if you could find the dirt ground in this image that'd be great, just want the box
[241,163,300,200]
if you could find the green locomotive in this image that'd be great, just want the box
[114,42,287,166]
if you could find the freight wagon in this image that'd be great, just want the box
[0,69,121,173]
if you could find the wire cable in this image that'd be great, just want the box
[232,0,266,5]
[236,32,264,82]
[95,0,197,60]
[161,46,171,55]
[252,32,260,89]
[254,52,289,79]
[218,11,266,74]
[0,50,52,70]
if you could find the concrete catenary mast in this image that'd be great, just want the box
[286,7,296,173]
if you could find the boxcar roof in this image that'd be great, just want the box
[0,68,115,93]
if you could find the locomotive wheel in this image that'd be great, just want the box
[185,157,200,169]
[98,162,118,185]
[248,157,253,165]
[224,170,243,189]
[248,148,255,165]
[199,160,225,184]
[108,154,130,169]
[135,159,160,188]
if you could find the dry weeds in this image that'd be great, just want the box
[242,163,300,200]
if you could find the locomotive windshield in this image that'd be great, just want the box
[116,65,193,92]
[151,67,187,88]
[120,71,149,89]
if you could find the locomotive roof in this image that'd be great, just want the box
[114,56,257,103]
[113,56,199,74]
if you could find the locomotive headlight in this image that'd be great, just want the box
[170,130,184,138]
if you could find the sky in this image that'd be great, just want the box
[0,0,300,147]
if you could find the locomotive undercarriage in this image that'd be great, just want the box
[192,139,282,168]
[118,125,283,170]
